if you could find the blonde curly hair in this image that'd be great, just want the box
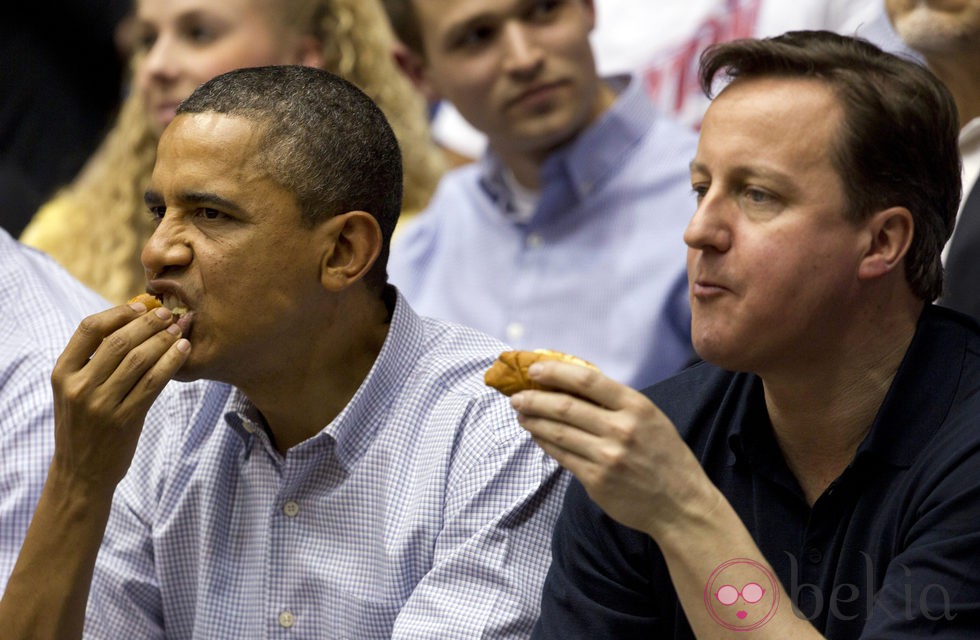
[21,0,443,303]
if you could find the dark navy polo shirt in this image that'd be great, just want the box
[534,305,980,638]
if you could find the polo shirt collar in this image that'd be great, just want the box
[855,305,965,468]
[728,305,965,471]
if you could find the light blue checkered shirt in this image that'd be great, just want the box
[0,228,107,593]
[85,292,569,638]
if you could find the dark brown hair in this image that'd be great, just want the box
[700,30,961,302]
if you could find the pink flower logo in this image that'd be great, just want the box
[704,558,780,631]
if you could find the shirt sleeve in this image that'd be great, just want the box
[0,345,56,594]
[390,405,570,639]
[83,396,180,639]
[533,479,672,639]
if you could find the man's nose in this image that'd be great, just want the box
[501,22,545,78]
[683,188,732,253]
[141,213,192,278]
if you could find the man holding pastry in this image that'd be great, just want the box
[520,31,980,638]
[0,65,566,638]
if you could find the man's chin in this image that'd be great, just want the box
[171,369,200,384]
[170,357,210,384]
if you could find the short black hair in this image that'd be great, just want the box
[178,64,403,292]
[700,30,961,302]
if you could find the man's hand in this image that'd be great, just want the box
[514,362,828,639]
[0,301,190,639]
[509,361,717,539]
[50,300,190,495]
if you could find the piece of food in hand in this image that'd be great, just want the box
[484,349,599,396]
[127,293,163,311]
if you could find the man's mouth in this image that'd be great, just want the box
[158,294,194,336]
[161,294,189,319]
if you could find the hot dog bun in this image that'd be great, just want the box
[484,349,598,396]
[127,293,163,311]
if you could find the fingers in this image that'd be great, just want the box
[511,362,670,465]
[57,304,177,382]
[518,397,602,450]
[100,322,187,402]
[53,302,191,425]
[511,389,615,476]
[523,359,635,411]
[120,336,191,419]
[512,387,607,437]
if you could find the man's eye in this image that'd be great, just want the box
[691,184,709,201]
[197,208,225,220]
[744,188,774,204]
[148,205,167,221]
[457,25,495,49]
[528,0,562,21]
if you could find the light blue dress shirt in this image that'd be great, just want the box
[0,228,107,593]
[85,291,568,639]
[389,76,699,389]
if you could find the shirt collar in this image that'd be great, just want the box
[724,374,776,470]
[853,305,967,468]
[224,288,425,469]
[477,74,653,222]
[547,74,645,202]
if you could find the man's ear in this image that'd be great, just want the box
[858,206,914,281]
[319,211,383,291]
[393,40,441,104]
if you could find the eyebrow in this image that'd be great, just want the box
[689,160,791,183]
[442,11,495,45]
[144,189,164,207]
[144,189,243,214]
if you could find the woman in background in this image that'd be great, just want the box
[21,0,443,303]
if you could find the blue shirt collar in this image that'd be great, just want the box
[477,74,655,223]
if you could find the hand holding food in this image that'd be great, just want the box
[484,349,598,396]
[50,301,190,492]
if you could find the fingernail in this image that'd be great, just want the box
[176,338,191,353]
[511,393,524,409]
[129,302,147,313]
[167,324,181,336]
[155,307,172,320]
[528,363,542,377]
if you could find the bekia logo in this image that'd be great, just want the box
[704,558,780,631]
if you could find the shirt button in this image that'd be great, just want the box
[807,547,823,564]
[526,233,543,248]
[278,610,295,628]
[282,501,300,517]
[242,420,258,434]
[505,322,525,342]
